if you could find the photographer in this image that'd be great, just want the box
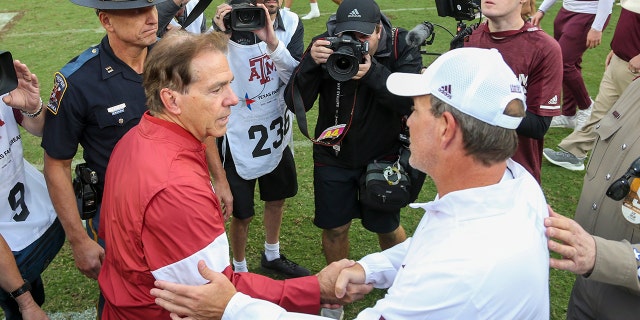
[283,1,424,316]
[210,0,310,278]
[0,58,64,320]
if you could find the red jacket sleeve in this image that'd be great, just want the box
[222,267,321,314]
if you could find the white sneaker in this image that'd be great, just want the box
[574,99,594,131]
[320,307,344,320]
[301,10,320,20]
[550,115,576,129]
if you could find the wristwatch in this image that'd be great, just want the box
[9,281,32,299]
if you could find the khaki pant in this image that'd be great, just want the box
[559,54,637,159]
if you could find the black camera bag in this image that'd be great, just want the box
[359,152,412,212]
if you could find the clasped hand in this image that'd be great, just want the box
[150,259,373,320]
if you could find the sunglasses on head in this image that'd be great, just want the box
[606,156,640,201]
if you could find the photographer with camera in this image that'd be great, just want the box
[210,0,310,278]
[463,0,563,184]
[0,57,64,319]
[283,1,424,316]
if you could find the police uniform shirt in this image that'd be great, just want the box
[42,36,148,190]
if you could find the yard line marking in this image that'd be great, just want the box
[4,27,104,37]
[0,12,18,31]
[48,309,96,320]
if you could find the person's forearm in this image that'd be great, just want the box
[587,237,640,294]
[157,0,186,37]
[205,137,226,182]
[358,239,411,288]
[537,0,558,14]
[516,111,551,140]
[0,236,27,296]
[20,100,46,137]
[269,41,299,85]
[43,153,86,244]
[592,0,614,31]
[0,236,42,313]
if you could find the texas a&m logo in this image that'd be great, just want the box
[248,53,275,85]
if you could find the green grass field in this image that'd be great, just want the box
[0,0,621,319]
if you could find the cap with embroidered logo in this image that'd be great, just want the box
[386,47,526,129]
[69,0,169,10]
[334,0,381,36]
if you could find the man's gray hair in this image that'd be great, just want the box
[430,95,524,166]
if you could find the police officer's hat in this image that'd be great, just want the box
[70,0,169,10]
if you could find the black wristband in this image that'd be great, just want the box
[9,280,32,299]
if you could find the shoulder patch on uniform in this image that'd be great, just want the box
[59,45,100,77]
[47,72,67,115]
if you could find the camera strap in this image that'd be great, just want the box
[290,79,357,149]
[390,27,398,60]
[181,0,213,29]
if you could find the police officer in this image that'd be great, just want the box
[42,0,232,287]
[42,0,169,283]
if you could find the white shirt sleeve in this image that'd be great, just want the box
[267,39,298,85]
[358,238,411,289]
[592,0,615,31]
[537,0,559,13]
[222,293,330,320]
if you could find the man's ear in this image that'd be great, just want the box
[98,12,113,31]
[160,88,182,115]
[440,111,458,148]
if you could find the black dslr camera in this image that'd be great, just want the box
[324,34,369,82]
[73,163,98,220]
[223,0,266,32]
[0,50,18,96]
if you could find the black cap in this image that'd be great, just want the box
[69,0,168,10]
[334,0,381,36]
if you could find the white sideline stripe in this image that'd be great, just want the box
[5,27,105,37]
[47,309,96,320]
[0,12,18,31]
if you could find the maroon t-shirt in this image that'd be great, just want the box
[466,22,562,182]
[611,7,640,62]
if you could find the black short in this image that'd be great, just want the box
[223,145,298,219]
[313,165,400,233]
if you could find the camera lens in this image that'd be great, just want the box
[326,46,360,82]
[334,57,353,72]
[237,10,258,23]
[230,6,266,31]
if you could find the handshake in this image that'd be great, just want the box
[150,259,374,319]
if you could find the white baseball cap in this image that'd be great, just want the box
[387,48,526,129]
